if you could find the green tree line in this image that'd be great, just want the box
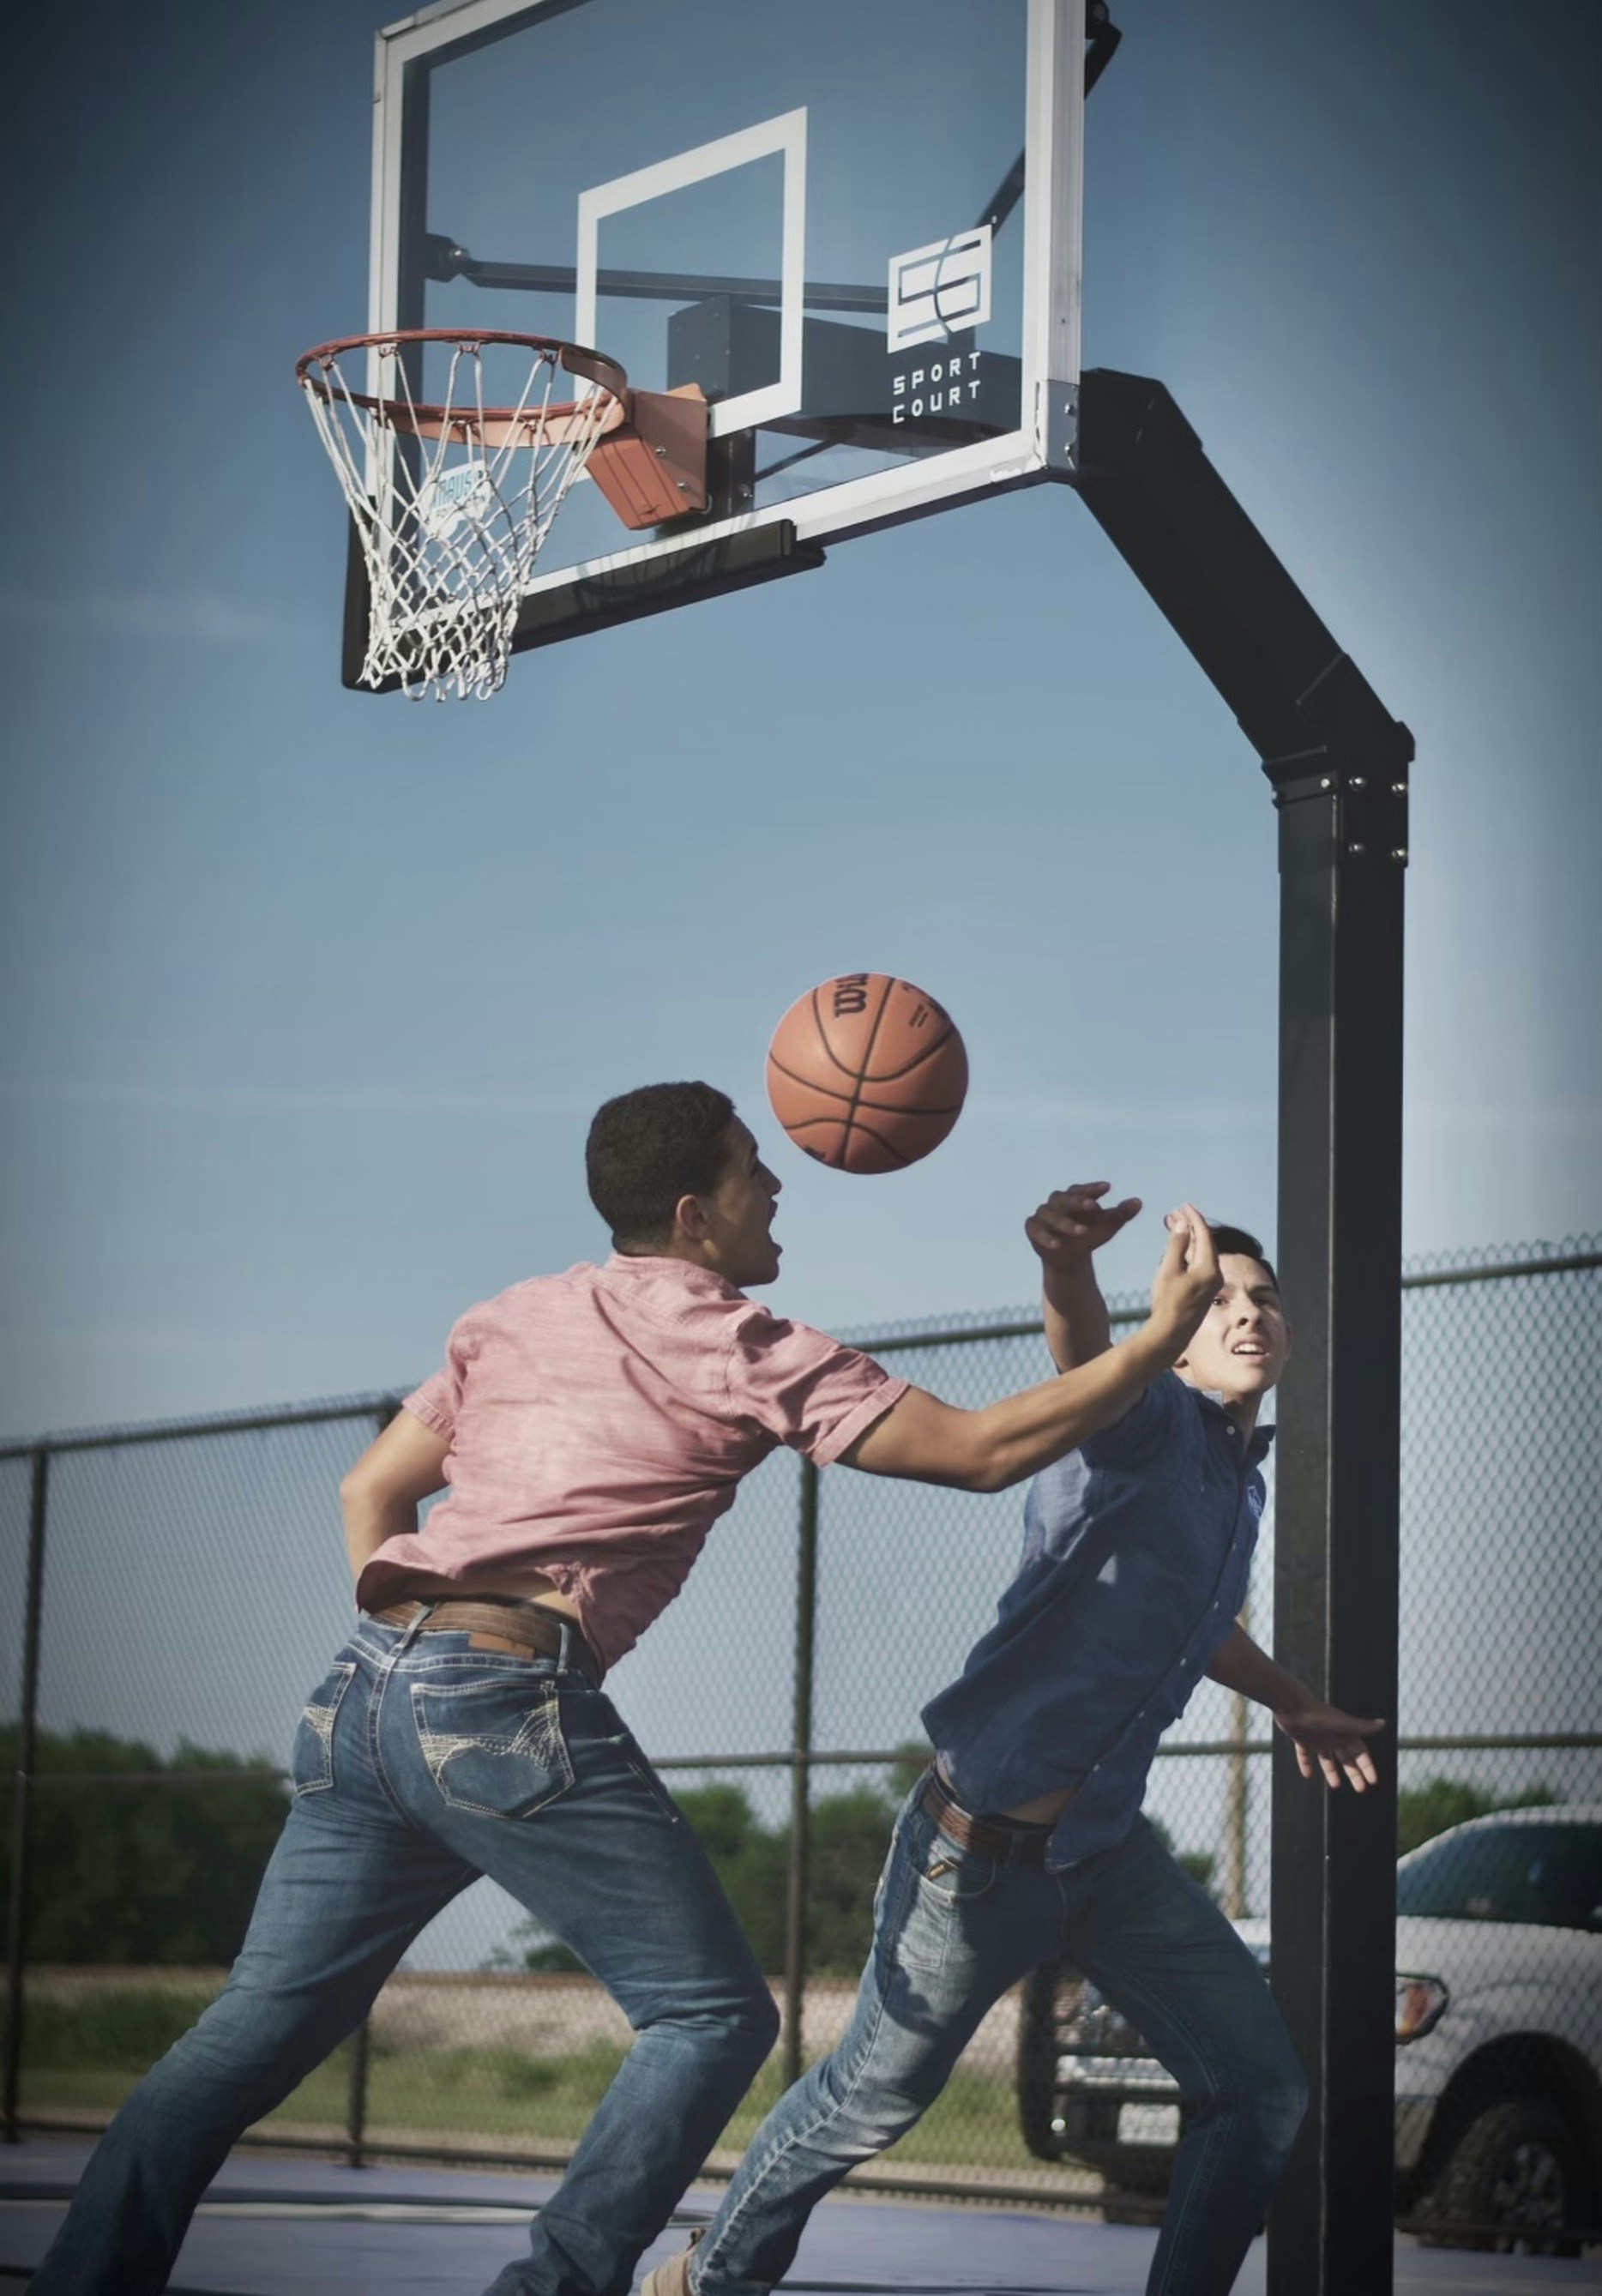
[1,1720,1553,1975]
[0,1725,287,1964]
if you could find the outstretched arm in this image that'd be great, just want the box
[1205,1623,1385,1793]
[844,1206,1218,1493]
[1024,1181,1143,1371]
[340,1408,451,1579]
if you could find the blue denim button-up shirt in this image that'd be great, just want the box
[922,1371,1274,1872]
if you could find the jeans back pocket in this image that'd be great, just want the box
[292,1660,358,1796]
[411,1672,574,1819]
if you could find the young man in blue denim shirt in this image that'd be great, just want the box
[647,1185,1384,2296]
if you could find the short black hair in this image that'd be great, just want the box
[586,1081,738,1249]
[1208,1223,1280,1295]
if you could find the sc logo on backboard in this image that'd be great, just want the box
[886,226,993,353]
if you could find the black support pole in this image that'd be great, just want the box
[3,1449,49,2144]
[1067,371,1411,2296]
[1266,737,1406,2293]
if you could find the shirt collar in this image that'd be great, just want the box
[601,1251,746,1302]
[1193,1385,1277,1461]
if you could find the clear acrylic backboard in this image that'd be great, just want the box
[359,0,1086,656]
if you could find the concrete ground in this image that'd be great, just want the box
[1,2139,1596,2295]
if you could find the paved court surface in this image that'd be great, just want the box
[0,2141,1595,2294]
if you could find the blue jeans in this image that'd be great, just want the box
[692,1788,1307,2296]
[31,1611,779,2296]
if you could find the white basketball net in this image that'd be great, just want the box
[299,335,620,700]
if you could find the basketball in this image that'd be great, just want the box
[766,973,969,1174]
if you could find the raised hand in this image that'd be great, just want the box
[1148,1205,1220,1350]
[1025,1181,1142,1275]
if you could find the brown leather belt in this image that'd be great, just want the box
[920,1767,1052,1868]
[370,1598,605,1689]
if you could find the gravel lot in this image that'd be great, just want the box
[365,1972,1023,2076]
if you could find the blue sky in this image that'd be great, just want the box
[2,0,1598,1439]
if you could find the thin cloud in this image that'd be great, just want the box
[0,586,308,644]
[0,1075,593,1117]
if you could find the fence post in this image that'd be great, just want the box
[344,2019,371,2171]
[3,1449,50,2144]
[782,1459,820,2089]
[340,1401,400,2170]
[1221,1590,1251,1919]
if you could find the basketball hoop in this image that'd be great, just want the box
[297,330,629,700]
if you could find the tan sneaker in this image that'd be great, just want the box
[641,2225,704,2296]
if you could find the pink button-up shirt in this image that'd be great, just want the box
[357,1254,907,1670]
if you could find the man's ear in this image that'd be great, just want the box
[674,1190,710,1244]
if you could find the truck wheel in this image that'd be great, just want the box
[1420,2097,1584,2256]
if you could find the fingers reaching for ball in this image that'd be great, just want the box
[1025,1182,1142,1271]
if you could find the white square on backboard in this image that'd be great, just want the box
[575,110,808,439]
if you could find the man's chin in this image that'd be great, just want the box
[1226,1362,1279,1395]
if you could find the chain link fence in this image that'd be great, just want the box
[3,1238,1598,2242]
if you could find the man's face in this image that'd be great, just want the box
[696,1118,784,1287]
[1175,1253,1291,1405]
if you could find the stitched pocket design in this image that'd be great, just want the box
[411,1673,574,1819]
[291,1661,357,1797]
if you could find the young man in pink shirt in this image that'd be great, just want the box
[33,1082,1221,2296]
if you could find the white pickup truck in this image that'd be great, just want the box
[1015,1805,1602,2254]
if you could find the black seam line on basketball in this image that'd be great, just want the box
[784,1115,920,1142]
[843,977,896,1162]
[806,988,873,1084]
[852,1023,960,1085]
[836,1116,913,1166]
[768,1057,961,1119]
[778,1118,911,1170]
[768,1052,856,1105]
[795,1004,958,1088]
[837,1092,964,1114]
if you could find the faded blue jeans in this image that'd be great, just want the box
[692,1787,1307,2296]
[31,1610,778,2296]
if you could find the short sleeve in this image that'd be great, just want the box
[727,1313,909,1465]
[1078,1368,1188,1472]
[402,1311,476,1441]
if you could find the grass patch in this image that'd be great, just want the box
[22,1987,219,2072]
[20,2019,1039,2173]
